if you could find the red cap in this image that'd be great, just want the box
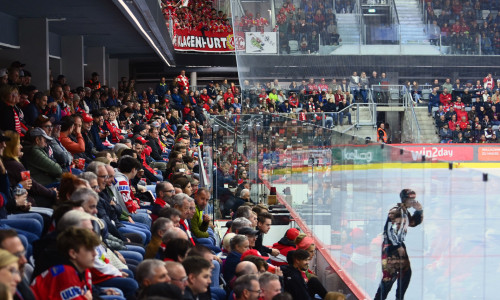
[241,249,268,261]
[285,228,300,241]
[136,136,147,145]
[82,113,93,123]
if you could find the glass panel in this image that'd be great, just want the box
[203,113,500,298]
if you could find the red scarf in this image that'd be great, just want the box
[13,108,21,133]
[179,219,195,245]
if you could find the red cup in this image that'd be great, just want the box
[20,171,30,181]
[78,158,85,170]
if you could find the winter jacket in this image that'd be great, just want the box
[190,205,209,238]
[23,145,62,186]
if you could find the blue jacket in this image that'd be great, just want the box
[89,124,105,151]
[172,93,183,108]
[106,97,119,107]
[23,103,40,126]
[223,251,242,283]
[156,83,169,99]
[429,92,440,105]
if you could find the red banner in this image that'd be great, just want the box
[172,29,244,52]
[478,146,500,161]
[393,145,475,162]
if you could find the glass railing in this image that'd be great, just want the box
[203,112,500,299]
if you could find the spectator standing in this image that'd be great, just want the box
[176,70,189,92]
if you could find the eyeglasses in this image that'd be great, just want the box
[98,175,110,179]
[171,276,188,283]
[91,185,100,191]
[6,267,20,276]
[12,250,26,258]
[167,190,175,193]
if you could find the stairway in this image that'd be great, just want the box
[333,106,378,141]
[336,14,361,44]
[401,107,439,143]
[394,0,429,44]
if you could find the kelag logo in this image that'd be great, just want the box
[332,146,382,164]
[343,148,374,163]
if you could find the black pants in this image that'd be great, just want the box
[374,248,412,300]
[307,276,328,299]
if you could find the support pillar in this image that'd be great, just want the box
[190,71,197,91]
[61,35,84,88]
[19,18,49,91]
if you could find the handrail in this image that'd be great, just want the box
[390,0,400,25]
[354,0,365,44]
[390,0,401,44]
[403,89,422,143]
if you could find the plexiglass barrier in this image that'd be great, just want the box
[203,113,500,299]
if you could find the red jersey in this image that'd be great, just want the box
[307,83,318,94]
[317,83,329,92]
[452,101,465,111]
[440,93,452,106]
[448,120,458,131]
[31,265,92,300]
[176,74,189,90]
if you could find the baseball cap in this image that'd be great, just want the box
[285,228,300,241]
[81,113,93,123]
[30,128,53,141]
[239,227,259,236]
[241,249,268,261]
[135,136,147,145]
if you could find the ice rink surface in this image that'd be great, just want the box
[271,165,500,300]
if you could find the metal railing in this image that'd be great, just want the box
[389,0,401,45]
[402,89,422,143]
[354,0,366,45]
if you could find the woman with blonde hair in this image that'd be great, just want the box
[0,249,21,298]
[2,131,56,218]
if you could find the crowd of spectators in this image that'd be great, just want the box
[0,62,349,300]
[161,0,233,34]
[425,0,500,54]
[273,0,340,53]
[423,73,500,143]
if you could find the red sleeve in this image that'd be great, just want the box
[31,265,91,300]
[60,133,85,154]
[117,180,139,213]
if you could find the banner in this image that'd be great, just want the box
[477,146,500,161]
[245,32,277,54]
[332,145,383,164]
[393,145,474,162]
[172,29,245,52]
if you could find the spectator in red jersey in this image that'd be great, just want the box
[440,88,452,106]
[31,227,100,300]
[176,70,189,92]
